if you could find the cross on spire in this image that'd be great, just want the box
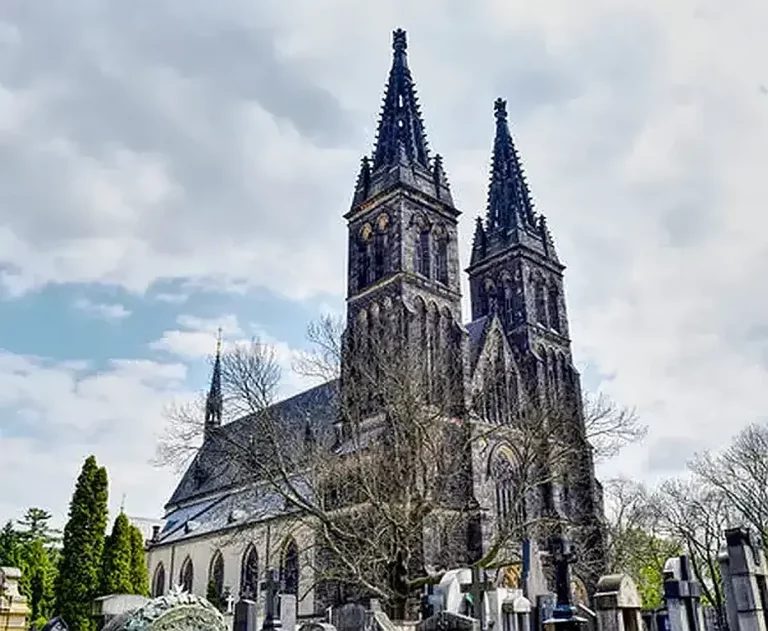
[371,29,431,171]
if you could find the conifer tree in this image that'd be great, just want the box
[128,525,149,596]
[101,513,133,594]
[55,456,109,631]
[0,520,20,567]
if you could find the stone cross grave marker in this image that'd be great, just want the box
[461,566,495,631]
[262,568,283,631]
[662,555,705,631]
[544,535,586,631]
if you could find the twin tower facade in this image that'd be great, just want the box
[343,29,606,586]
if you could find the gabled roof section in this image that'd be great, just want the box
[372,29,430,173]
[165,380,339,511]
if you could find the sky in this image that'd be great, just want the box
[1,0,767,528]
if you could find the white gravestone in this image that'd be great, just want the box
[594,574,643,631]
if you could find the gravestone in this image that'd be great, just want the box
[234,599,258,631]
[497,590,532,631]
[98,585,226,631]
[543,536,587,631]
[417,610,480,631]
[333,603,371,631]
[460,567,494,630]
[662,556,705,631]
[262,569,283,631]
[1,566,30,630]
[593,574,643,631]
[537,595,556,631]
[280,594,297,631]
[299,624,337,631]
[719,527,768,631]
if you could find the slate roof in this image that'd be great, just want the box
[166,380,339,511]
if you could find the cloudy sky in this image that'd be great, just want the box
[1,0,767,527]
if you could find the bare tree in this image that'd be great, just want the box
[156,314,644,615]
[650,479,733,630]
[603,479,681,608]
[690,422,768,545]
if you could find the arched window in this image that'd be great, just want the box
[488,447,525,531]
[240,545,259,600]
[179,556,194,593]
[374,228,391,281]
[357,240,371,290]
[152,563,166,597]
[208,551,225,610]
[281,539,299,596]
[435,234,448,285]
[416,228,431,277]
[534,280,547,325]
[548,284,561,331]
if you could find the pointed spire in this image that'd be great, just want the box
[470,216,487,266]
[204,327,223,436]
[486,98,536,233]
[371,29,431,172]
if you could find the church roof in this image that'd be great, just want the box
[165,380,338,510]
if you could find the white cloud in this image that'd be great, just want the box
[0,353,190,527]
[0,0,766,507]
[73,297,132,321]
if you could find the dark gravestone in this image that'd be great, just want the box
[333,603,370,631]
[262,569,283,631]
[234,600,258,631]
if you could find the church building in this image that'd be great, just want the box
[145,28,607,620]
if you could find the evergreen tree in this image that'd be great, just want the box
[0,520,20,567]
[101,513,133,594]
[18,508,61,546]
[128,525,149,596]
[55,456,109,631]
[23,537,56,627]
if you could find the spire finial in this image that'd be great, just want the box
[215,326,223,357]
[392,29,407,53]
[494,98,508,121]
[120,493,126,513]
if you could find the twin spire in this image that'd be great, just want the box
[372,29,431,171]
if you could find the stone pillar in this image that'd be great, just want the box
[720,527,768,631]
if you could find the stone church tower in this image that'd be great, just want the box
[342,28,466,419]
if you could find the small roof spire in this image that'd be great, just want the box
[205,329,223,436]
[392,28,407,52]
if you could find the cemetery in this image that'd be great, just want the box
[6,525,768,631]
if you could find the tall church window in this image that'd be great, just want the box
[489,449,524,531]
[180,556,194,593]
[534,281,547,325]
[208,551,225,610]
[357,240,371,290]
[281,539,299,596]
[152,563,166,597]
[373,232,388,281]
[241,545,259,600]
[548,285,561,332]
[435,234,448,285]
[416,228,431,277]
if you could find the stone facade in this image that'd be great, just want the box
[147,26,607,620]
